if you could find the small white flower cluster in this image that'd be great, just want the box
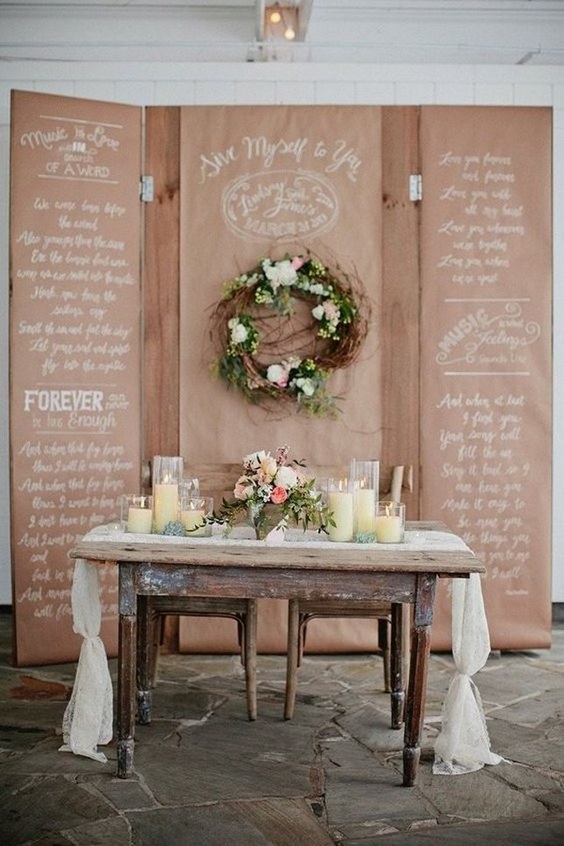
[228,317,248,344]
[312,299,341,328]
[293,377,315,397]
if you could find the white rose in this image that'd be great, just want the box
[275,465,299,489]
[266,363,286,385]
[295,377,315,397]
[311,304,324,321]
[230,321,248,344]
[264,259,297,289]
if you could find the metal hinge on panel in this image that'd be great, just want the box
[409,174,422,202]
[140,175,154,202]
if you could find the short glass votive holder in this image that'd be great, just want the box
[179,476,200,498]
[324,478,354,543]
[374,501,406,544]
[179,496,213,537]
[349,458,380,537]
[121,494,153,534]
[152,455,183,533]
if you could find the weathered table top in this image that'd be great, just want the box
[70,520,485,578]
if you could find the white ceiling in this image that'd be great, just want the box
[0,0,563,64]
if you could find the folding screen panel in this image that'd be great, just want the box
[10,91,142,664]
[419,106,552,649]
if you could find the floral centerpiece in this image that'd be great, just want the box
[215,446,332,540]
[210,252,369,417]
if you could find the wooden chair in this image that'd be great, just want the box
[284,464,413,729]
[136,463,258,722]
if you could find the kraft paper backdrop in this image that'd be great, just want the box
[10,91,142,665]
[179,106,385,652]
[419,106,552,650]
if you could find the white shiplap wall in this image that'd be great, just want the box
[1,59,563,604]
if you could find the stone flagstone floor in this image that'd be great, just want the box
[1,610,564,845]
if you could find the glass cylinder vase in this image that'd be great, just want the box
[349,459,379,538]
[180,496,213,537]
[374,501,406,544]
[152,455,183,533]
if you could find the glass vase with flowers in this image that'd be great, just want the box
[215,446,331,540]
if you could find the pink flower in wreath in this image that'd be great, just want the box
[266,363,289,389]
[323,300,340,323]
[291,256,305,270]
[270,486,288,505]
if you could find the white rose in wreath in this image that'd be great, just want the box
[266,363,289,388]
[294,377,315,397]
[263,259,297,290]
[228,318,248,344]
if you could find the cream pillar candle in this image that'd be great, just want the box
[180,496,213,537]
[181,508,206,536]
[127,506,153,534]
[327,488,354,542]
[152,455,183,533]
[350,459,379,538]
[374,514,402,543]
[153,482,179,533]
[355,486,376,533]
[374,501,405,543]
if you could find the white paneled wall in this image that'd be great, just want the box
[1,60,563,603]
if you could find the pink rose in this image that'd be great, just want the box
[291,256,305,270]
[270,486,288,505]
[234,476,253,500]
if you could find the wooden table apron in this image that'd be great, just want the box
[70,527,484,787]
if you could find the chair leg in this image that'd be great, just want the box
[150,615,162,688]
[390,603,405,729]
[378,618,391,692]
[284,599,300,720]
[244,600,257,721]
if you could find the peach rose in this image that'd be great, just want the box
[270,486,288,504]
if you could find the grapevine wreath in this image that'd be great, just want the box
[210,252,369,417]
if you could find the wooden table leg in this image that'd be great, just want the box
[136,594,152,725]
[244,599,258,721]
[390,602,405,729]
[403,574,436,786]
[117,563,137,778]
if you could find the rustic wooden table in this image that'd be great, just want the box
[70,521,484,786]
